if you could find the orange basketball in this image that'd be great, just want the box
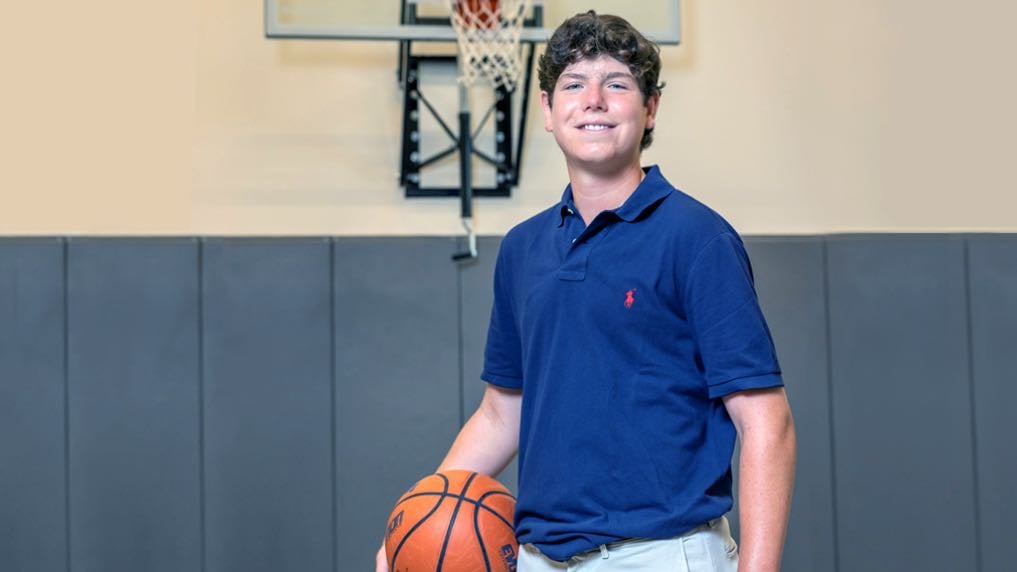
[454,0,499,29]
[385,470,518,572]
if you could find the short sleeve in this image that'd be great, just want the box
[480,240,524,389]
[685,233,783,399]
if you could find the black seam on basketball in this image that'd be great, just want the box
[473,497,494,572]
[394,490,514,507]
[390,473,451,569]
[476,491,515,530]
[435,472,479,572]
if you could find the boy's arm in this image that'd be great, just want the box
[723,386,796,572]
[438,383,522,474]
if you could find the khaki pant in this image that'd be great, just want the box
[518,517,738,572]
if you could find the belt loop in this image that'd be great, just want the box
[599,544,609,559]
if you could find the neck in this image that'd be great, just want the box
[567,162,646,225]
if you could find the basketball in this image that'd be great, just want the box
[385,470,518,572]
[454,0,499,30]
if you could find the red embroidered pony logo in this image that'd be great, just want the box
[624,289,636,309]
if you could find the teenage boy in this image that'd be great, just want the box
[379,11,795,572]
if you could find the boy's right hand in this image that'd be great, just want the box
[375,543,389,572]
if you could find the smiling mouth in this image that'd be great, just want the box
[578,124,614,131]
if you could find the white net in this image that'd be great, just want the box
[448,0,532,91]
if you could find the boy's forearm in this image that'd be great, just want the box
[735,409,796,572]
[438,384,521,477]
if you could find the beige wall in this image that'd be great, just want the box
[2,0,1015,235]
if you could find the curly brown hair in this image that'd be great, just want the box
[538,11,664,150]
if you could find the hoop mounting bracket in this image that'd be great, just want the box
[399,54,517,198]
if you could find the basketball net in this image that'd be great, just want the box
[449,0,531,92]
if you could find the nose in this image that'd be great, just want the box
[583,84,607,111]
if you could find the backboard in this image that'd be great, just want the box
[265,0,681,44]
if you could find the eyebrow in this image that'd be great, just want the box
[557,71,636,83]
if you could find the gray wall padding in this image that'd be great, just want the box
[967,236,1017,572]
[67,239,202,572]
[202,240,334,572]
[0,235,1013,572]
[827,237,977,572]
[0,239,67,572]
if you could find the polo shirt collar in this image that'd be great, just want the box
[557,165,672,226]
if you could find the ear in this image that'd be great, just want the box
[644,92,661,131]
[540,91,554,132]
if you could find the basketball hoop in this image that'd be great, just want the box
[449,0,531,92]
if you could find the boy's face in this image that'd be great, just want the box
[540,55,658,174]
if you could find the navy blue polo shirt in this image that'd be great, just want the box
[481,165,783,562]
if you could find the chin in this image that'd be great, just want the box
[568,146,621,165]
[577,148,640,168]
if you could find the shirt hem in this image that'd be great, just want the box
[708,372,783,399]
[481,370,523,389]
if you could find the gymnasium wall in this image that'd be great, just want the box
[3,0,1016,235]
[2,235,1015,572]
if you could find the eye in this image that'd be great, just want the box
[561,82,582,91]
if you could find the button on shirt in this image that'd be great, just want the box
[481,165,783,562]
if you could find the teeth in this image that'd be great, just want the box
[582,125,609,131]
